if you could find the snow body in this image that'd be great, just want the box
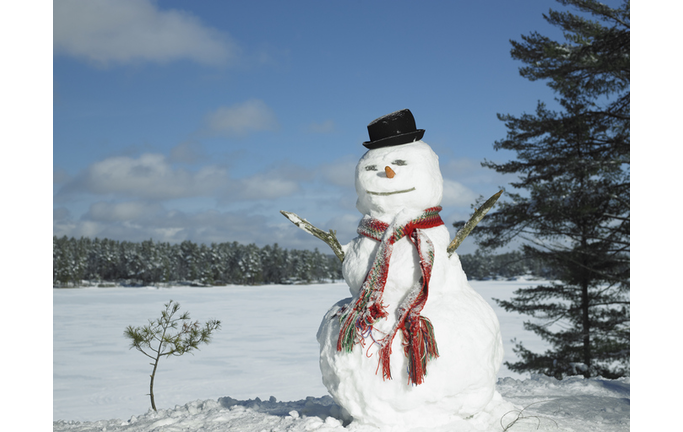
[317,141,504,429]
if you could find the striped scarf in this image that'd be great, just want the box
[337,206,443,385]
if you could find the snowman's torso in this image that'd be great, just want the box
[341,226,450,331]
[316,141,504,429]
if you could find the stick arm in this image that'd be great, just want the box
[280,210,345,263]
[447,190,503,257]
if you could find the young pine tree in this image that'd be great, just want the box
[462,0,629,379]
[124,300,221,411]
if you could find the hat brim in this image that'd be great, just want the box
[362,130,425,149]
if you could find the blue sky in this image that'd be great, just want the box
[51,0,623,254]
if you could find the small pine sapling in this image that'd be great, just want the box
[124,299,221,411]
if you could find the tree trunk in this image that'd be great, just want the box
[149,357,159,411]
[581,278,591,378]
[149,317,169,412]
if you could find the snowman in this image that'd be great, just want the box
[283,109,505,430]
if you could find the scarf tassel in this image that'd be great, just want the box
[403,315,439,385]
[337,302,388,353]
[376,315,439,385]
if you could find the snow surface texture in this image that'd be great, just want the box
[53,375,630,431]
[317,141,505,428]
[53,283,629,431]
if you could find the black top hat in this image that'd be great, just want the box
[362,109,425,149]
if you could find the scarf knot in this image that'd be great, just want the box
[337,206,443,385]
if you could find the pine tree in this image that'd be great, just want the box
[124,300,221,411]
[463,0,629,379]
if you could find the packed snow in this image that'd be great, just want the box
[53,280,629,431]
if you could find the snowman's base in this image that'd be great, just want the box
[338,391,519,432]
[318,289,506,430]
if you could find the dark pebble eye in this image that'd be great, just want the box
[392,160,407,166]
[365,165,378,171]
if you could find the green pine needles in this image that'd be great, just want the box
[124,300,221,411]
[462,0,630,379]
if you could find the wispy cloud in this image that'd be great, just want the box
[53,0,240,66]
[203,99,278,137]
[53,168,71,185]
[232,169,305,201]
[316,156,357,188]
[168,141,207,165]
[56,153,231,201]
[53,203,319,249]
[55,151,310,204]
[441,178,478,208]
[83,201,165,223]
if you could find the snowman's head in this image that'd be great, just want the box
[355,140,443,218]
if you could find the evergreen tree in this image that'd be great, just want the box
[124,300,221,411]
[261,243,286,284]
[239,243,263,285]
[179,240,199,282]
[99,238,118,281]
[53,236,70,285]
[463,0,629,379]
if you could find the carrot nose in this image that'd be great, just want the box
[385,166,396,178]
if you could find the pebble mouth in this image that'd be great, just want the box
[366,187,416,196]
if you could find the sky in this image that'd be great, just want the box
[50,0,626,255]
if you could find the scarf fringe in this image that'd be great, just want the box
[403,315,439,385]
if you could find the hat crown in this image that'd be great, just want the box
[363,109,425,149]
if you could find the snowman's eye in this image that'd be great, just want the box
[365,165,378,171]
[392,160,407,166]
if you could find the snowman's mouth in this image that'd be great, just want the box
[366,187,416,196]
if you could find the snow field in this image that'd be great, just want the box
[53,279,629,431]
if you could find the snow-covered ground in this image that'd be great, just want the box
[53,279,630,431]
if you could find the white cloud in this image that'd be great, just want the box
[58,153,230,200]
[53,207,72,221]
[317,156,357,188]
[53,203,317,248]
[238,174,300,200]
[441,156,516,187]
[53,168,71,185]
[203,99,278,137]
[53,0,240,66]
[169,141,205,164]
[85,201,164,222]
[440,178,478,207]
[224,163,311,201]
[56,152,312,203]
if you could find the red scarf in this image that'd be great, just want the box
[337,207,443,385]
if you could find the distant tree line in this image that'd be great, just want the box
[53,236,343,287]
[458,250,559,281]
[53,236,554,288]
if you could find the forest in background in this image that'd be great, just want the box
[53,236,556,288]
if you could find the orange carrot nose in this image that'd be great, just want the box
[385,166,396,178]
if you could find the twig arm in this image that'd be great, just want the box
[280,210,345,262]
[447,190,503,256]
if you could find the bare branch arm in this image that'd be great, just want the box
[447,190,503,256]
[280,210,345,262]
